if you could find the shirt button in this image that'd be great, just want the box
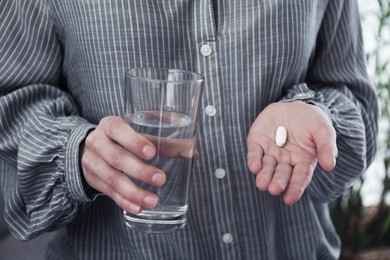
[222,233,233,244]
[215,168,226,179]
[205,105,217,117]
[200,44,213,56]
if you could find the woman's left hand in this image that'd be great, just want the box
[247,101,338,205]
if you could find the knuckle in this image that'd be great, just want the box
[99,117,110,129]
[117,198,130,211]
[105,187,117,201]
[100,116,119,135]
[134,164,152,181]
[276,163,291,173]
[110,150,126,169]
[292,184,306,196]
[85,130,99,149]
[137,165,149,179]
[292,174,311,190]
[84,135,95,148]
[82,129,101,152]
[105,173,120,188]
[133,166,143,180]
[128,186,145,205]
[301,175,312,188]
[81,152,93,169]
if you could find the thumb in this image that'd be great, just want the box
[313,125,338,171]
[317,143,337,171]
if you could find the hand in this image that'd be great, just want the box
[247,101,338,205]
[80,116,166,215]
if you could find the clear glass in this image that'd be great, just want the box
[123,68,203,233]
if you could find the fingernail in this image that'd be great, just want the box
[144,195,158,208]
[142,145,155,158]
[151,173,166,185]
[129,204,141,214]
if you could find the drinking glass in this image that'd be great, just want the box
[123,67,203,233]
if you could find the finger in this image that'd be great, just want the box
[318,143,338,171]
[247,143,264,174]
[283,162,315,205]
[101,116,156,159]
[82,149,160,209]
[313,122,337,171]
[86,131,166,187]
[268,163,293,196]
[106,145,166,186]
[256,155,276,191]
[194,151,199,161]
[145,134,197,159]
[85,171,142,214]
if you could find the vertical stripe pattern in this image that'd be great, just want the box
[0,0,378,259]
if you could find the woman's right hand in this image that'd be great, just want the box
[80,116,166,214]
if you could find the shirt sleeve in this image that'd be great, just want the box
[0,0,95,240]
[282,0,379,203]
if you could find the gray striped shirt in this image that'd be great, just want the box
[0,0,378,259]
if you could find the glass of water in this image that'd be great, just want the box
[123,67,203,233]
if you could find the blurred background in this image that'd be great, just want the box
[330,0,390,259]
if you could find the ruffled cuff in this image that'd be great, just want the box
[65,123,98,203]
[280,83,332,122]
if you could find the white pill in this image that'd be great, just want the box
[275,126,287,147]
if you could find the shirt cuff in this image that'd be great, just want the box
[65,123,97,203]
[280,83,332,122]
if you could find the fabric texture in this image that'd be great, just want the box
[0,0,378,259]
[0,189,59,260]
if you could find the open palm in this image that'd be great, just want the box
[247,101,337,205]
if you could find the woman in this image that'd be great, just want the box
[0,1,378,259]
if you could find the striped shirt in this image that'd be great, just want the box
[0,0,378,259]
